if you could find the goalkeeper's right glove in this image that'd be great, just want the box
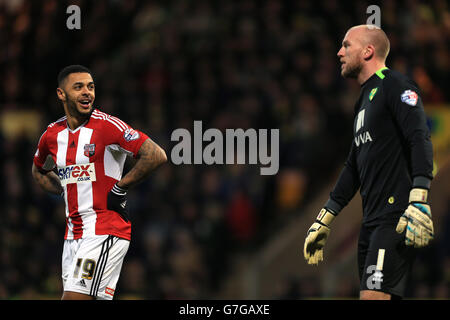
[303,208,336,265]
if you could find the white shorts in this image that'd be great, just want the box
[62,234,130,300]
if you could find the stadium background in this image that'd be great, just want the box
[0,0,449,299]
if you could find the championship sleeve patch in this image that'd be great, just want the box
[123,128,140,142]
[400,89,418,106]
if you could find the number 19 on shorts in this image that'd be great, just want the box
[73,258,96,280]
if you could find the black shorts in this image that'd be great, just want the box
[357,219,417,298]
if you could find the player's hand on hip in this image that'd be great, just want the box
[304,208,336,265]
[107,183,130,222]
[396,188,434,248]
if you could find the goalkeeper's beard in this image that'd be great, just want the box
[342,61,363,79]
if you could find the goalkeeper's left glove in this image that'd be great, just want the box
[396,188,434,248]
[107,183,130,223]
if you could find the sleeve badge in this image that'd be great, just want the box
[123,128,140,142]
[400,90,418,106]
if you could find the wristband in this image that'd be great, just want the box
[111,183,128,196]
[316,208,336,227]
[409,188,428,203]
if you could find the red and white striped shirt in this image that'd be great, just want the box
[33,109,149,241]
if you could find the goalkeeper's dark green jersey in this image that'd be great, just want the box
[326,67,433,225]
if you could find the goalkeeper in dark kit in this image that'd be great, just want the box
[303,25,434,300]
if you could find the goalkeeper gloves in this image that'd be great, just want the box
[107,183,130,223]
[396,188,434,248]
[304,208,336,265]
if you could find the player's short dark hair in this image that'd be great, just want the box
[57,65,92,87]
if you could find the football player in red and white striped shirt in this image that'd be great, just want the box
[32,65,167,300]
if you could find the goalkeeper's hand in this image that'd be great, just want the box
[304,208,336,265]
[396,188,434,248]
[107,183,130,223]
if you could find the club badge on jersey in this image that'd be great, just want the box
[400,90,418,106]
[369,87,378,101]
[84,143,96,157]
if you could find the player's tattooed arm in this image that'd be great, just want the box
[32,163,64,195]
[117,138,167,189]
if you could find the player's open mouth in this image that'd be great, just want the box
[79,100,92,109]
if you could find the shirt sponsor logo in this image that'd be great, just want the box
[123,128,140,142]
[355,131,373,146]
[355,109,365,132]
[354,109,373,146]
[400,89,418,106]
[58,163,97,186]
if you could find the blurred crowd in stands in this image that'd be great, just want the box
[0,0,448,299]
